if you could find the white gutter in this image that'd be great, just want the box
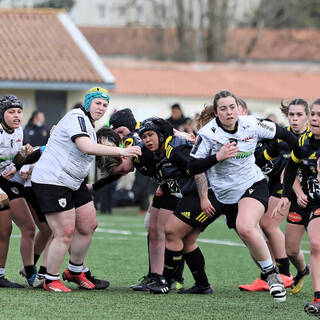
[58,12,115,86]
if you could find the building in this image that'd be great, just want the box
[0,8,114,127]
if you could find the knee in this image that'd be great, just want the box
[236,224,253,242]
[309,240,320,256]
[78,217,97,236]
[21,223,36,239]
[59,227,75,245]
[286,244,299,258]
[165,225,178,243]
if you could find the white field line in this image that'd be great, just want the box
[10,227,311,254]
[94,227,311,255]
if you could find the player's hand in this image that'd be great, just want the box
[0,190,9,208]
[296,191,308,208]
[20,144,33,157]
[2,165,16,180]
[86,184,93,191]
[272,197,290,218]
[120,146,142,157]
[20,167,31,180]
[216,142,239,161]
[200,197,215,217]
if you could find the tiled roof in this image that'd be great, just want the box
[105,59,320,100]
[0,9,106,83]
[81,26,320,62]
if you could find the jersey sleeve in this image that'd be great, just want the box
[190,132,213,159]
[255,119,277,140]
[67,114,91,142]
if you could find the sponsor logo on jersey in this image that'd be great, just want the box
[288,212,302,223]
[232,151,254,159]
[242,136,254,142]
[10,187,19,195]
[313,208,320,216]
[181,211,190,219]
[58,198,67,208]
[16,139,21,143]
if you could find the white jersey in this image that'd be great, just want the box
[31,108,96,190]
[190,116,276,204]
[0,124,23,174]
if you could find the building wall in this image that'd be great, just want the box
[0,89,85,127]
[95,93,289,129]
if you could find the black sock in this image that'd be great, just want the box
[184,247,209,287]
[147,234,151,277]
[38,266,47,276]
[315,292,320,300]
[163,248,183,285]
[34,254,40,266]
[172,256,185,282]
[24,265,36,279]
[275,257,290,276]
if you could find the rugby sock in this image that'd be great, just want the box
[38,265,47,276]
[68,261,83,275]
[163,248,183,285]
[275,257,290,276]
[45,272,59,284]
[258,258,275,275]
[83,266,89,273]
[315,291,320,299]
[34,254,40,265]
[184,247,209,287]
[0,268,5,277]
[24,265,36,279]
[172,256,185,283]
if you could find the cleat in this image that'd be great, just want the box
[171,280,184,291]
[130,275,152,292]
[62,269,95,290]
[43,279,71,292]
[267,272,286,303]
[291,265,310,295]
[239,277,268,292]
[33,274,45,289]
[26,273,37,287]
[280,273,293,288]
[178,283,213,294]
[146,275,170,294]
[84,271,110,290]
[0,276,25,288]
[304,298,320,317]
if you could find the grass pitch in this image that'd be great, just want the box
[2,207,312,320]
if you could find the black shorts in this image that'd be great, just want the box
[309,206,320,226]
[24,186,47,223]
[152,193,179,211]
[32,181,92,215]
[268,177,282,199]
[0,176,24,211]
[174,190,221,232]
[286,193,310,228]
[219,179,269,229]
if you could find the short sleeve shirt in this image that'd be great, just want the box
[31,108,96,190]
[190,116,276,203]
